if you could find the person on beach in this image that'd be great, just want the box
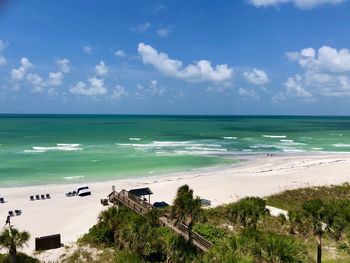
[5,215,10,226]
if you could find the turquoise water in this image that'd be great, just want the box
[1,115,350,187]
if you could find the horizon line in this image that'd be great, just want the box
[1,113,350,117]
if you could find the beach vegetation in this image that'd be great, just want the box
[171,184,202,245]
[79,205,197,262]
[226,197,269,229]
[202,229,310,263]
[0,253,39,263]
[301,199,350,263]
[192,223,228,244]
[67,184,350,263]
[0,227,31,263]
[266,183,350,211]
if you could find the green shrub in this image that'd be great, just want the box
[193,223,228,244]
[0,253,39,263]
[114,250,142,263]
[80,222,114,245]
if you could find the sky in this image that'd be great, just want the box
[1,0,350,115]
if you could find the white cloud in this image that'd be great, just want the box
[0,39,8,52]
[110,85,128,100]
[83,46,93,54]
[47,88,58,97]
[70,77,107,96]
[48,72,64,86]
[138,43,233,84]
[26,73,44,93]
[0,55,6,66]
[10,57,33,81]
[284,75,312,97]
[0,39,8,66]
[132,22,151,33]
[148,80,165,96]
[95,61,108,76]
[238,88,260,100]
[135,83,145,97]
[243,68,270,85]
[285,51,300,61]
[134,81,166,97]
[152,4,167,13]
[315,75,350,97]
[282,45,350,99]
[248,0,346,9]
[11,58,66,92]
[115,50,126,57]
[55,58,70,73]
[295,46,350,73]
[157,27,172,37]
[150,80,158,88]
[273,75,312,101]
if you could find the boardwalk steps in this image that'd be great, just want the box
[108,189,212,252]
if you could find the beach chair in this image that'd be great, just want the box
[15,210,22,216]
[46,194,51,199]
[41,194,45,200]
[35,195,40,200]
[30,196,34,201]
[8,211,14,217]
[0,197,4,203]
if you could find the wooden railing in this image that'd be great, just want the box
[108,189,212,252]
[109,189,153,215]
[177,223,212,250]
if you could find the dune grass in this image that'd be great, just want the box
[266,183,350,211]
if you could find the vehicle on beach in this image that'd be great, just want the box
[76,186,91,197]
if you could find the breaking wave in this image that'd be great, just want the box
[24,143,83,153]
[63,175,85,180]
[262,135,287,139]
[333,143,350,147]
[116,140,228,156]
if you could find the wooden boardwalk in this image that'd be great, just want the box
[109,189,212,252]
[109,189,153,215]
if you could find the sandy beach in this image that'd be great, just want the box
[1,153,350,260]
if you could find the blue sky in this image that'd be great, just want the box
[1,0,350,115]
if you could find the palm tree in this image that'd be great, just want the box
[287,210,302,235]
[237,228,310,263]
[172,184,202,245]
[98,206,121,244]
[302,199,330,263]
[227,197,268,229]
[166,234,193,263]
[256,233,310,263]
[202,235,251,263]
[0,227,30,263]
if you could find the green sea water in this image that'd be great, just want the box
[1,115,350,187]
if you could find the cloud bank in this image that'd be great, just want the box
[138,43,233,84]
[243,68,270,85]
[276,45,350,100]
[248,0,346,9]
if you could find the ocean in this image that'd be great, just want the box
[1,115,350,187]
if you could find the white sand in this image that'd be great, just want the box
[1,153,350,261]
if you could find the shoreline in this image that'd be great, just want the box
[0,151,258,189]
[1,152,350,260]
[0,151,343,189]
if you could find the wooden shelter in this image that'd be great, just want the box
[129,187,153,204]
